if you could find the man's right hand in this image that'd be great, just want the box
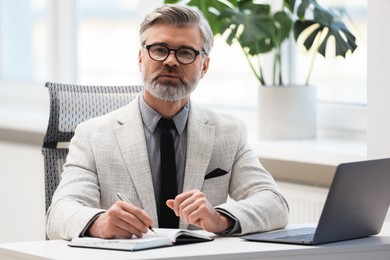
[86,201,153,239]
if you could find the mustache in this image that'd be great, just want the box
[155,65,182,78]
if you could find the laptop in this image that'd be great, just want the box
[242,158,390,245]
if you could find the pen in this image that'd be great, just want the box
[116,192,156,233]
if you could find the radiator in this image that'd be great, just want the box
[278,182,328,224]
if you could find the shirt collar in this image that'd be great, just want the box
[139,93,189,135]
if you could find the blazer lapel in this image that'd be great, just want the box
[180,104,215,229]
[183,103,215,194]
[114,97,158,224]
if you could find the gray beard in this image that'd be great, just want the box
[144,75,197,101]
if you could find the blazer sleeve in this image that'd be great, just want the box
[46,121,105,240]
[215,121,290,235]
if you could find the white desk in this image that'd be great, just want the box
[1,223,390,260]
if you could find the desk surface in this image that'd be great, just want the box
[1,223,390,260]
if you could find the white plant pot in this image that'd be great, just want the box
[258,85,317,140]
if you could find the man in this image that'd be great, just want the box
[46,4,289,240]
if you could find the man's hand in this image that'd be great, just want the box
[86,201,153,239]
[166,189,233,233]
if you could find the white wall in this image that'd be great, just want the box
[0,142,45,243]
[367,1,390,158]
[367,0,390,222]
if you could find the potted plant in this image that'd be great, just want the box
[164,0,358,139]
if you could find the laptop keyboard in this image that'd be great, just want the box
[276,233,314,241]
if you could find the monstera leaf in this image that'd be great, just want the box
[220,3,276,54]
[164,0,239,35]
[295,20,357,58]
[218,1,293,85]
[294,0,357,58]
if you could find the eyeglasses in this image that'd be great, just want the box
[142,44,207,65]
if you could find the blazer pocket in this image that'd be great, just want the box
[204,168,228,179]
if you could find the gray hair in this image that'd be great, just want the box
[139,4,214,55]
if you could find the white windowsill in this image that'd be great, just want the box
[0,104,367,167]
[0,103,367,165]
[250,136,366,167]
[0,108,366,169]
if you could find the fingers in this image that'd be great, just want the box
[112,205,145,237]
[88,201,153,239]
[166,199,175,210]
[116,201,153,236]
[165,190,232,233]
[170,190,200,216]
[119,201,153,230]
[166,189,211,225]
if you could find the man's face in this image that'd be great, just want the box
[138,23,210,101]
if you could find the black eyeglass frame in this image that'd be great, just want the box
[142,44,207,65]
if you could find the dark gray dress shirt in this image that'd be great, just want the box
[139,94,189,214]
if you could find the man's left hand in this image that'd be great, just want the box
[166,189,233,233]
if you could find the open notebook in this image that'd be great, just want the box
[68,228,213,251]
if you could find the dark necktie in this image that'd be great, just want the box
[158,118,179,228]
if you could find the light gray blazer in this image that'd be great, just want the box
[46,95,289,240]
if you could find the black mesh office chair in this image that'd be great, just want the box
[41,82,143,211]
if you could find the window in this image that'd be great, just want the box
[0,0,49,81]
[74,0,159,85]
[0,0,367,139]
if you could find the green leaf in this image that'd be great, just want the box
[197,0,241,35]
[274,11,293,43]
[283,0,296,13]
[303,26,322,51]
[293,0,357,58]
[296,0,310,19]
[238,0,270,14]
[219,2,292,57]
[164,0,181,3]
[294,19,357,57]
[163,0,239,35]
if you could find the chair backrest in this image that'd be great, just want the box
[42,82,143,211]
